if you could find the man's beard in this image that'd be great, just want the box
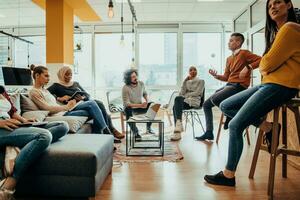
[131,79,138,85]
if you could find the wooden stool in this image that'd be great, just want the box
[248,98,300,199]
[216,113,251,145]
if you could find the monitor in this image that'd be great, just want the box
[1,67,32,86]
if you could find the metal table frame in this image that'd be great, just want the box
[126,119,164,156]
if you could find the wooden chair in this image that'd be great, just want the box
[249,97,300,199]
[216,112,251,145]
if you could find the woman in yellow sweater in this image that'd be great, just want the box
[204,0,299,187]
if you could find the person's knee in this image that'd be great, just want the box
[37,130,52,147]
[220,101,227,113]
[58,121,69,135]
[203,99,212,109]
[174,96,182,103]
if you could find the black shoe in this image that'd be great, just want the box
[263,123,281,153]
[223,117,231,130]
[102,127,112,135]
[195,131,214,141]
[204,171,236,187]
[135,133,142,141]
[114,138,122,143]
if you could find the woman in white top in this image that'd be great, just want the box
[0,85,68,199]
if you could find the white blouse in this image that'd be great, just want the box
[0,97,12,119]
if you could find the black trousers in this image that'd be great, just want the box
[124,102,152,133]
[203,83,246,132]
[172,96,193,124]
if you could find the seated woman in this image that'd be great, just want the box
[170,66,205,141]
[29,66,114,138]
[204,0,300,187]
[47,66,124,139]
[0,85,68,198]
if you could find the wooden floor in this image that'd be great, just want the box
[18,112,300,200]
[95,115,300,200]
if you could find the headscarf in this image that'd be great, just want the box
[57,66,73,87]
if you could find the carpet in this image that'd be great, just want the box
[113,128,184,163]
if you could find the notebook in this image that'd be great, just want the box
[130,103,161,121]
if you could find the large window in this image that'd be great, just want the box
[0,36,9,66]
[234,10,249,33]
[138,33,177,86]
[95,33,133,89]
[15,36,46,68]
[183,33,222,96]
[73,33,92,89]
[251,0,265,27]
[251,28,265,86]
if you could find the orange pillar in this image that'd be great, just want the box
[46,0,74,82]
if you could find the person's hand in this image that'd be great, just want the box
[0,119,22,131]
[66,99,77,110]
[239,66,251,79]
[209,69,218,77]
[57,95,71,103]
[141,102,148,108]
[184,76,190,81]
[23,118,37,123]
[74,95,85,102]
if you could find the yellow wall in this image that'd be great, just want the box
[45,0,73,65]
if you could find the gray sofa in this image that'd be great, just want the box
[16,134,114,198]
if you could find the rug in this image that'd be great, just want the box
[113,128,184,163]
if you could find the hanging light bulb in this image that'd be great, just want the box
[120,0,125,47]
[108,0,114,18]
[120,34,125,47]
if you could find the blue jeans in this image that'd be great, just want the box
[220,83,298,171]
[0,121,69,180]
[64,100,107,133]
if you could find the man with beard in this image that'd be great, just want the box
[122,69,154,140]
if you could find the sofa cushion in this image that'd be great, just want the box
[26,134,114,177]
[20,94,39,113]
[45,115,88,133]
[22,110,49,122]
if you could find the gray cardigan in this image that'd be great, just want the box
[179,77,205,107]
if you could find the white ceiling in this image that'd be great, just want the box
[0,0,254,27]
[0,0,298,27]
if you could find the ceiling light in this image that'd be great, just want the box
[108,0,114,19]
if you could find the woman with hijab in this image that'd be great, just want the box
[47,66,124,140]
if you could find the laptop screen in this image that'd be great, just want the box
[1,67,33,86]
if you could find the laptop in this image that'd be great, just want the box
[130,103,161,121]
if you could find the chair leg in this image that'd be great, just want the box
[166,110,173,126]
[216,113,224,144]
[268,108,280,198]
[289,106,300,144]
[249,128,264,179]
[195,111,205,133]
[120,112,125,134]
[191,112,195,139]
[282,106,287,178]
[184,112,189,132]
[246,127,251,145]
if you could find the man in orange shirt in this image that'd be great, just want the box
[196,33,261,141]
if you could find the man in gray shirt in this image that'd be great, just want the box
[122,69,153,139]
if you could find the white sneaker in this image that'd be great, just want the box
[170,132,181,141]
[174,120,183,132]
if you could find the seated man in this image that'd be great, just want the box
[122,69,153,140]
[170,66,205,141]
[196,32,261,141]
